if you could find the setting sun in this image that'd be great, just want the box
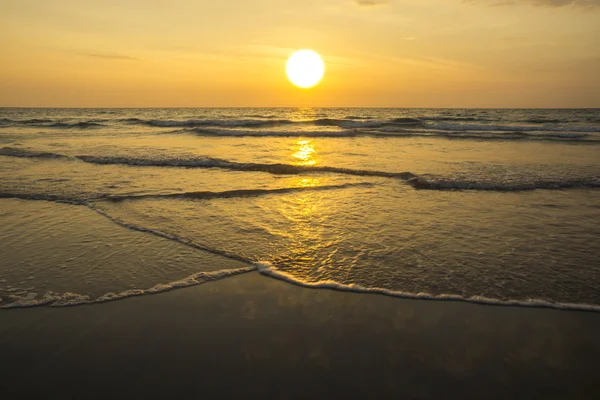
[286,50,325,89]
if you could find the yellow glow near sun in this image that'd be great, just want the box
[286,50,325,89]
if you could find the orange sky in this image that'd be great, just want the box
[1,0,599,107]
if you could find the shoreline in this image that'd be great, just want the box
[4,259,600,313]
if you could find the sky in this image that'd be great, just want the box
[1,0,599,107]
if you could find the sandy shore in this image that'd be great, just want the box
[1,271,599,399]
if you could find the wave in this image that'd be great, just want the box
[3,147,599,192]
[88,204,253,264]
[123,117,421,130]
[102,183,373,202]
[49,121,106,129]
[423,116,483,122]
[5,255,600,311]
[426,122,600,133]
[2,192,600,310]
[2,115,597,136]
[391,117,424,124]
[369,128,596,142]
[525,118,569,124]
[185,127,599,142]
[75,154,416,179]
[406,177,600,191]
[0,267,254,308]
[0,146,415,179]
[0,118,54,124]
[123,118,295,128]
[255,261,600,312]
[244,114,279,119]
[0,147,69,159]
[190,128,360,137]
[0,119,106,128]
[0,183,373,205]
[344,116,375,120]
[0,192,86,204]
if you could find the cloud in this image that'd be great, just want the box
[355,0,390,6]
[465,0,600,7]
[82,52,138,60]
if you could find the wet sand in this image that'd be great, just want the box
[1,271,600,399]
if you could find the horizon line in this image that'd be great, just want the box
[1,106,599,110]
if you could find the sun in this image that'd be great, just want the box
[286,50,325,89]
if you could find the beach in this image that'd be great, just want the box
[2,272,600,399]
[1,107,600,398]
[3,0,600,397]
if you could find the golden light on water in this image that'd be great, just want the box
[286,50,325,89]
[292,139,317,166]
[295,178,320,188]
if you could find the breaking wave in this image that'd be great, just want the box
[0,119,106,128]
[255,262,600,312]
[3,200,600,312]
[121,117,295,128]
[1,115,598,143]
[407,176,600,191]
[1,267,254,308]
[426,122,600,133]
[0,147,69,159]
[73,154,417,179]
[102,183,374,202]
[2,147,600,192]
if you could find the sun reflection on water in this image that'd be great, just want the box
[295,177,320,188]
[292,139,317,166]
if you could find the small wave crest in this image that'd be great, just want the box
[4,147,599,193]
[49,121,106,129]
[0,183,373,206]
[426,122,600,133]
[255,261,600,312]
[123,118,295,128]
[76,154,416,179]
[102,183,374,202]
[0,146,416,179]
[190,128,359,137]
[0,267,254,308]
[123,117,422,130]
[0,192,85,204]
[0,119,106,128]
[424,116,484,122]
[406,176,600,191]
[369,128,596,142]
[344,115,375,120]
[184,127,597,142]
[0,146,70,159]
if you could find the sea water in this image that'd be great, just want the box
[1,108,599,309]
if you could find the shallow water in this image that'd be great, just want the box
[1,107,599,309]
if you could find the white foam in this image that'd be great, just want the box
[254,261,600,312]
[0,267,254,309]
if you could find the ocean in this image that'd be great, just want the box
[1,107,599,310]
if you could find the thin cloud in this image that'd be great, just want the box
[465,0,600,7]
[355,0,390,6]
[82,52,138,60]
